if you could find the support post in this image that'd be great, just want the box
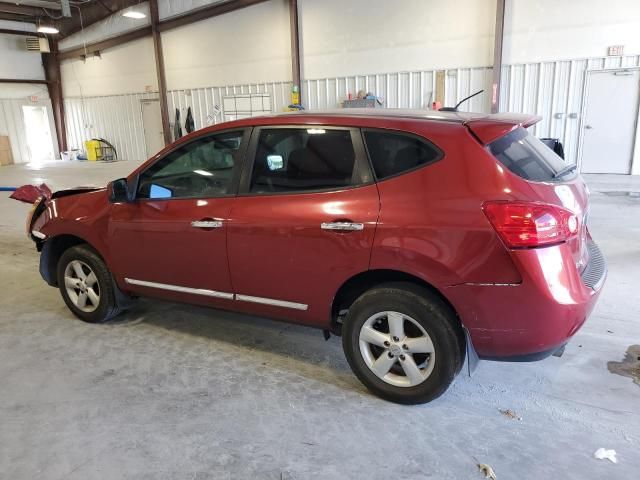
[289,0,301,104]
[491,0,506,113]
[42,40,67,153]
[149,0,171,146]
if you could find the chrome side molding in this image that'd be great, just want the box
[235,294,308,311]
[124,278,308,311]
[124,278,234,300]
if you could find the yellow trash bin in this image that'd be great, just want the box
[85,140,101,161]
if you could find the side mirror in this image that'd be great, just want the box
[109,178,130,203]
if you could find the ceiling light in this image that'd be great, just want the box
[37,25,59,34]
[122,10,146,19]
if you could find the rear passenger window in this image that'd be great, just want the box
[364,130,442,180]
[250,128,358,193]
[489,127,569,182]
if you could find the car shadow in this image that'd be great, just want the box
[107,298,367,396]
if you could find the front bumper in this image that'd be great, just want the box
[445,239,607,360]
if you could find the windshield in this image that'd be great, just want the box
[489,127,573,182]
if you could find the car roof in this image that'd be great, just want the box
[254,108,540,125]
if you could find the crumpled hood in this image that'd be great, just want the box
[10,183,102,204]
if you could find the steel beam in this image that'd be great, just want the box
[0,12,36,23]
[491,0,506,113]
[0,2,43,16]
[0,78,48,84]
[58,26,151,60]
[149,0,171,146]
[0,28,44,37]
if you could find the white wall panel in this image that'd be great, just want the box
[161,0,291,89]
[0,32,46,81]
[61,37,158,97]
[298,0,497,79]
[504,0,640,64]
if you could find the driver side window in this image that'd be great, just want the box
[137,131,245,200]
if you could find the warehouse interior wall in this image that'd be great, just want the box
[504,0,640,64]
[298,0,497,79]
[60,38,158,97]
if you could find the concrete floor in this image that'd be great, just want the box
[1,160,639,479]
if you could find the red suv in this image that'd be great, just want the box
[27,110,606,404]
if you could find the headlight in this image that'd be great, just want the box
[26,197,44,239]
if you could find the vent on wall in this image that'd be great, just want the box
[26,37,50,53]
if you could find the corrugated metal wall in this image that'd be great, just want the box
[63,54,640,165]
[64,92,159,161]
[500,54,640,167]
[167,82,292,131]
[0,98,57,164]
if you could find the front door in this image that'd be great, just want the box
[581,69,640,174]
[109,129,249,305]
[227,126,379,326]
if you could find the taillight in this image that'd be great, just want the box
[483,201,578,248]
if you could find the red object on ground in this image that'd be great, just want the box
[10,183,52,204]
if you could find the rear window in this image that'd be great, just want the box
[489,127,570,182]
[363,130,442,180]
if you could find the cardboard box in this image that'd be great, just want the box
[0,135,10,151]
[0,149,13,166]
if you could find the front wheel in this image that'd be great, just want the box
[57,244,123,323]
[342,282,464,404]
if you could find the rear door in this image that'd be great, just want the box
[226,126,379,325]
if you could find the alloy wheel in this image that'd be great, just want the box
[64,260,100,313]
[358,311,436,387]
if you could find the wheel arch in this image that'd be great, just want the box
[40,234,105,287]
[331,269,465,338]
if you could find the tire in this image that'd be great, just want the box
[342,282,464,404]
[56,244,122,323]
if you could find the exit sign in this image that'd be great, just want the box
[29,95,38,103]
[607,45,624,56]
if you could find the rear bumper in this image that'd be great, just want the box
[445,239,606,360]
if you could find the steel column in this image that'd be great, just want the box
[150,0,171,146]
[289,0,301,100]
[42,40,67,153]
[491,0,506,113]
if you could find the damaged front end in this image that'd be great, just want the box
[12,183,102,250]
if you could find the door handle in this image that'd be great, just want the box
[191,220,223,229]
[321,221,364,231]
[585,125,594,130]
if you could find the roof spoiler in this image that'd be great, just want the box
[465,113,542,145]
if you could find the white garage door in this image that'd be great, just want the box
[581,69,640,174]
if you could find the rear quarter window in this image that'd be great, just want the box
[363,130,442,180]
[489,127,571,182]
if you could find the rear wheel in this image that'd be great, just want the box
[342,282,464,404]
[57,245,122,323]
